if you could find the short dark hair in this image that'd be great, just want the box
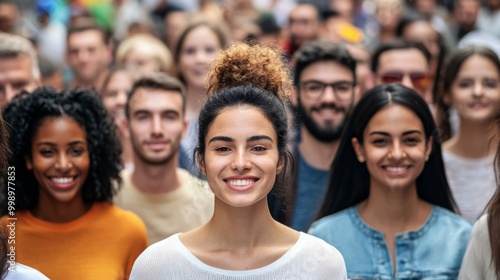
[371,39,432,73]
[1,87,122,213]
[293,40,357,86]
[317,84,457,219]
[67,22,108,44]
[126,73,187,119]
[196,85,293,198]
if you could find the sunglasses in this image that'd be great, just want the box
[380,71,430,91]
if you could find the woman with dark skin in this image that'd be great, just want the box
[1,88,147,279]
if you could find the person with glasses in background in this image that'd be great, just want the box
[269,40,359,232]
[371,40,433,105]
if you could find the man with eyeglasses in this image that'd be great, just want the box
[269,40,359,232]
[371,39,433,104]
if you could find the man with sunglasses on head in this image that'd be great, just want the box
[371,39,433,104]
[269,40,359,232]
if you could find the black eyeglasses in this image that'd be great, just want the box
[300,80,355,101]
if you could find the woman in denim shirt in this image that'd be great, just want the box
[309,84,472,280]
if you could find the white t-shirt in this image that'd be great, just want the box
[130,232,347,280]
[442,149,496,223]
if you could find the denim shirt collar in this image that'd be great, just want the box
[347,205,438,240]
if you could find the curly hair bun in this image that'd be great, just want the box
[206,43,292,102]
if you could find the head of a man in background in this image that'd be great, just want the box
[294,40,358,142]
[66,23,111,89]
[371,39,432,103]
[0,32,40,107]
[125,73,187,167]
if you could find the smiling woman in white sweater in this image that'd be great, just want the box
[130,43,347,280]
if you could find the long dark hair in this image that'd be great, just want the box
[317,84,457,219]
[1,88,122,213]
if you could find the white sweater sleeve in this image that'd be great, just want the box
[458,215,497,280]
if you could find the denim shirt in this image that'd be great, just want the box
[309,206,472,280]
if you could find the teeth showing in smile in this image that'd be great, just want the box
[384,167,408,172]
[51,177,74,184]
[227,179,256,186]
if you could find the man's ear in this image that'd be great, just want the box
[351,137,365,163]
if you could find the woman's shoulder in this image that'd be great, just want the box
[308,207,356,233]
[293,233,347,277]
[432,206,473,229]
[130,234,185,276]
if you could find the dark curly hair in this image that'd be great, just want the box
[1,87,122,214]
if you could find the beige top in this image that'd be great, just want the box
[115,169,214,244]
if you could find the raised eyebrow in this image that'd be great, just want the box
[247,135,274,143]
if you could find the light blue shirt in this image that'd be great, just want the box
[309,205,472,280]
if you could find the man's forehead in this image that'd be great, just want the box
[378,49,428,71]
[0,55,33,77]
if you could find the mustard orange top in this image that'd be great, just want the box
[3,202,148,280]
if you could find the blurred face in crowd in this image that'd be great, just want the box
[455,0,480,27]
[0,54,39,107]
[66,29,111,86]
[0,3,19,33]
[345,43,373,100]
[401,21,440,77]
[448,54,500,124]
[376,0,403,31]
[102,70,135,119]
[127,88,186,166]
[297,61,357,142]
[288,4,320,47]
[124,46,160,75]
[375,48,431,103]
[178,25,222,91]
[413,0,437,17]
[164,11,188,50]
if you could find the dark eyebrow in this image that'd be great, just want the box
[208,136,233,144]
[247,135,273,143]
[208,135,274,144]
[36,141,86,147]
[369,130,423,136]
